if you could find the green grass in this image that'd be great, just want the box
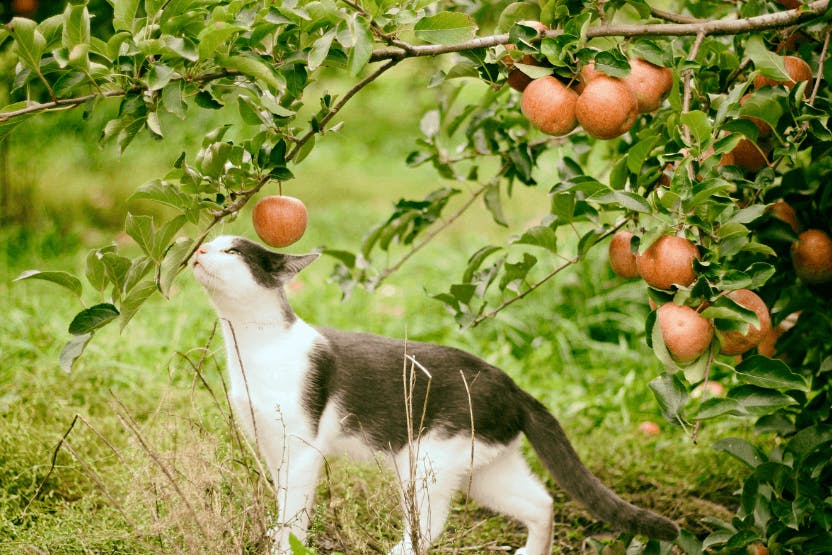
[0,72,753,554]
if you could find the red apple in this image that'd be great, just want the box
[252,195,308,248]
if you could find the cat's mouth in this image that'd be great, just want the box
[192,258,219,287]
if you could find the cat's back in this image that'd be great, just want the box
[312,326,526,450]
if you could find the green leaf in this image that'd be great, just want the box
[120,280,157,331]
[695,397,748,420]
[101,111,147,153]
[414,12,478,46]
[484,183,507,226]
[740,92,783,133]
[112,0,140,32]
[702,295,760,330]
[496,2,541,33]
[512,62,552,79]
[198,22,243,60]
[463,246,502,283]
[68,303,120,335]
[125,213,155,258]
[59,332,93,373]
[322,249,357,269]
[734,355,809,392]
[450,283,477,306]
[680,110,712,146]
[163,36,198,62]
[590,189,651,213]
[594,50,631,78]
[85,248,110,292]
[101,253,132,300]
[500,253,537,293]
[348,16,373,76]
[309,31,335,71]
[14,270,83,298]
[219,55,283,91]
[729,385,798,416]
[9,17,46,74]
[154,215,186,261]
[648,373,689,426]
[147,63,175,91]
[123,256,154,295]
[62,3,90,48]
[745,36,791,82]
[627,136,660,174]
[785,424,832,463]
[713,437,765,468]
[158,237,194,298]
[513,225,557,252]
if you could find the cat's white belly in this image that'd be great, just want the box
[314,402,508,473]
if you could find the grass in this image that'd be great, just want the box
[0,72,753,554]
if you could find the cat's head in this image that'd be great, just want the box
[192,235,318,318]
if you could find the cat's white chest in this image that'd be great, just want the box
[220,319,320,441]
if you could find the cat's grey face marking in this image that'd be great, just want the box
[192,235,318,322]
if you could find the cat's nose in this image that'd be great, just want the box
[197,247,207,254]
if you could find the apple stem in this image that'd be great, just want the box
[279,181,283,196]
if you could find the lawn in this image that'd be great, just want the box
[0,69,750,554]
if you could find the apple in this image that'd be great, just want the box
[252,195,308,248]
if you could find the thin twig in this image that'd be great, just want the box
[0,90,124,122]
[224,319,261,455]
[808,26,831,106]
[471,218,631,326]
[458,370,476,505]
[20,414,79,519]
[682,31,707,149]
[375,182,490,286]
[287,58,400,163]
[690,346,717,445]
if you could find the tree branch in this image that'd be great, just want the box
[373,181,490,287]
[370,0,829,61]
[286,58,399,163]
[0,90,125,123]
[2,2,826,125]
[470,218,632,327]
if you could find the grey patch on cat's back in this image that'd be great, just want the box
[303,338,336,434]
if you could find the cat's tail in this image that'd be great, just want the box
[518,389,679,541]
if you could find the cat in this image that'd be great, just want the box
[192,235,679,555]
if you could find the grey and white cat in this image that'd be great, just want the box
[192,235,678,555]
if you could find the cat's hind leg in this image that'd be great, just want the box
[387,435,471,555]
[468,444,554,555]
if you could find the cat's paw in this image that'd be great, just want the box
[514,549,528,555]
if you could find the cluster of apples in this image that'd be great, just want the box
[609,231,773,363]
[772,200,832,285]
[505,24,673,140]
[610,199,831,363]
[728,54,813,171]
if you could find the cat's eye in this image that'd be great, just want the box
[224,248,241,255]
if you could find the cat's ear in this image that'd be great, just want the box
[281,253,319,277]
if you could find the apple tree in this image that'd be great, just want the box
[3,0,832,552]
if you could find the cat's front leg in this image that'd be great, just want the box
[267,443,324,554]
